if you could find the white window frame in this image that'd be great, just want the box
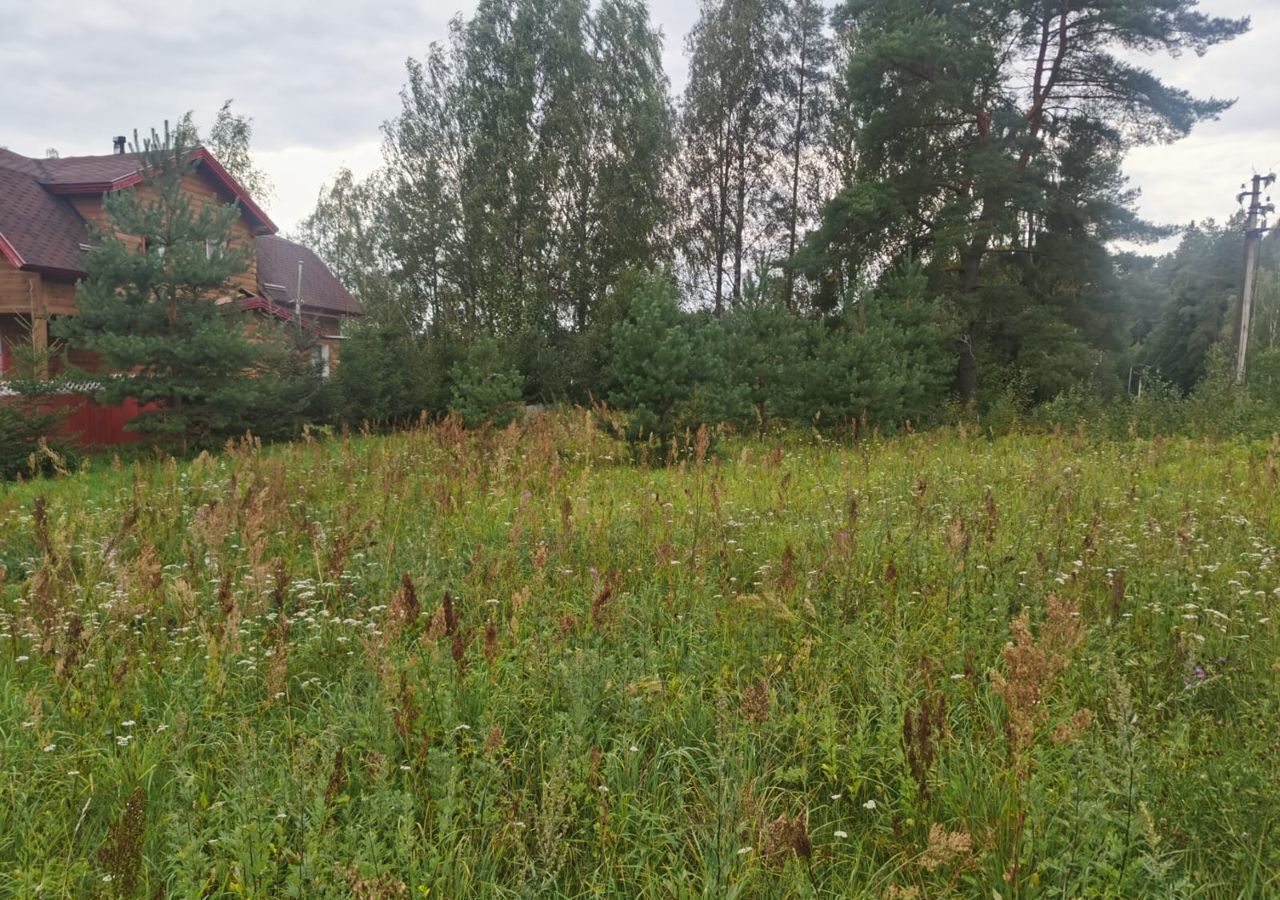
[313,343,332,379]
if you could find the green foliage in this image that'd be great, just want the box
[294,168,411,330]
[331,323,457,427]
[286,0,1256,428]
[807,0,1247,402]
[0,403,69,480]
[0,319,76,479]
[242,323,331,442]
[448,337,524,428]
[807,266,957,428]
[1141,219,1245,390]
[605,272,740,442]
[716,290,814,426]
[53,126,307,453]
[382,0,675,338]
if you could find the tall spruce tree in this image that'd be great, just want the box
[54,127,272,452]
[805,0,1248,403]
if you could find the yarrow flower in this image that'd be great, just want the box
[863,799,877,810]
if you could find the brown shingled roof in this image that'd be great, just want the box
[0,147,359,322]
[0,147,276,269]
[0,160,90,273]
[256,235,363,316]
[32,151,150,187]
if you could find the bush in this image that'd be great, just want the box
[332,324,457,427]
[604,272,745,444]
[0,402,73,480]
[797,266,957,431]
[449,336,524,428]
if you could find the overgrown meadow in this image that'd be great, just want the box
[1,414,1277,897]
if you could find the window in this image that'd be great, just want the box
[312,343,332,379]
[205,238,227,260]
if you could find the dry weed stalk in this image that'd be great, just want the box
[760,812,812,867]
[990,595,1085,762]
[266,610,290,700]
[1052,707,1095,744]
[989,595,1087,887]
[919,823,973,871]
[325,746,348,807]
[342,863,407,899]
[483,618,500,666]
[388,574,421,635]
[945,516,970,563]
[98,788,146,896]
[740,680,771,724]
[903,660,948,798]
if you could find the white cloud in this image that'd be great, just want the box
[256,141,384,233]
[2,0,1274,242]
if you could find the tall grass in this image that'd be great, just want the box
[0,413,1276,896]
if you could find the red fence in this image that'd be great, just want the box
[3,393,148,448]
[56,395,149,447]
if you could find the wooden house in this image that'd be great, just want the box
[0,141,361,379]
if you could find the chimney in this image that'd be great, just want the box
[112,136,127,155]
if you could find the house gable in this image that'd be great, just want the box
[0,145,360,367]
[0,147,277,282]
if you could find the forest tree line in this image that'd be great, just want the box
[294,0,1266,435]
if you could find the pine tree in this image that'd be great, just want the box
[54,127,266,453]
[807,0,1248,403]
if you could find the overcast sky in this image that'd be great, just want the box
[1,0,1273,251]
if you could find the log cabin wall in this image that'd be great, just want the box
[0,255,42,317]
[0,314,26,375]
[67,166,259,296]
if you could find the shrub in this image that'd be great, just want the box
[0,402,72,480]
[332,324,455,427]
[449,336,524,428]
[604,272,746,444]
[798,266,957,431]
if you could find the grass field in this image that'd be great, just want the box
[1,414,1277,897]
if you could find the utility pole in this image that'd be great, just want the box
[1234,173,1275,385]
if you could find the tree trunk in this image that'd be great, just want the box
[783,4,809,313]
[732,123,747,306]
[957,333,978,406]
[713,120,729,316]
[956,228,990,407]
